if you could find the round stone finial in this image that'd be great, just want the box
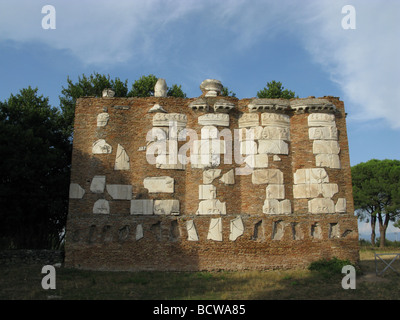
[200,79,223,97]
[154,78,168,97]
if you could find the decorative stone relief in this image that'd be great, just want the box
[199,185,217,199]
[207,217,223,241]
[315,154,341,169]
[251,169,283,185]
[213,100,235,113]
[92,139,112,154]
[114,144,130,170]
[240,140,257,155]
[313,140,340,155]
[238,113,259,128]
[258,140,289,155]
[244,154,268,169]
[203,169,222,184]
[308,113,336,127]
[229,216,244,241]
[201,126,218,139]
[265,184,285,199]
[309,126,338,140]
[335,198,347,213]
[106,184,132,200]
[260,126,290,141]
[153,113,187,127]
[291,99,336,113]
[247,99,290,113]
[219,169,235,185]
[293,183,338,199]
[198,113,229,127]
[97,113,110,127]
[261,113,290,128]
[188,98,209,111]
[238,127,263,141]
[143,176,174,193]
[190,154,220,169]
[93,199,110,214]
[153,200,180,215]
[136,224,144,240]
[154,78,168,97]
[293,168,329,185]
[196,199,226,215]
[308,198,335,214]
[69,183,85,199]
[263,199,291,215]
[192,139,226,155]
[186,220,199,241]
[90,176,106,193]
[130,199,154,215]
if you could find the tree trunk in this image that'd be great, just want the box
[371,215,376,246]
[378,214,391,248]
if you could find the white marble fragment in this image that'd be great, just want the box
[207,217,223,241]
[238,127,263,141]
[316,154,341,169]
[308,113,336,127]
[186,220,199,241]
[335,198,347,213]
[273,155,281,161]
[198,113,229,127]
[199,184,217,199]
[219,169,235,185]
[148,104,167,113]
[154,200,180,215]
[93,199,110,214]
[153,113,187,127]
[97,113,110,127]
[92,139,112,154]
[308,198,335,214]
[263,199,291,215]
[240,140,257,155]
[90,176,106,193]
[238,113,259,128]
[114,144,130,170]
[69,183,85,199]
[136,224,144,240]
[143,176,174,193]
[261,113,290,127]
[293,168,329,185]
[196,199,227,215]
[309,126,338,140]
[200,79,223,97]
[265,184,285,199]
[193,139,226,155]
[313,140,340,155]
[106,184,132,200]
[203,169,222,184]
[102,89,115,97]
[293,183,338,199]
[130,199,154,215]
[154,78,167,97]
[252,169,283,185]
[258,140,288,155]
[229,216,244,241]
[244,154,269,168]
[201,126,219,139]
[260,126,290,141]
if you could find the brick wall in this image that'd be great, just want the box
[64,94,359,271]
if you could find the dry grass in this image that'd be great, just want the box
[1,248,399,300]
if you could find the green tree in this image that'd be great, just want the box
[257,80,296,99]
[352,159,400,247]
[127,74,187,98]
[60,72,128,136]
[221,86,236,98]
[0,87,71,249]
[167,84,187,98]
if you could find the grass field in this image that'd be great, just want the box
[1,247,399,300]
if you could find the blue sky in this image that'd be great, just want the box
[1,0,399,238]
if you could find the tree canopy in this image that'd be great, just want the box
[257,80,296,99]
[352,159,400,247]
[0,87,71,249]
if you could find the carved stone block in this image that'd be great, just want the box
[93,199,110,214]
[308,198,335,214]
[261,113,290,128]
[258,140,289,155]
[207,217,223,241]
[229,216,244,241]
[143,176,174,193]
[260,126,290,141]
[252,169,283,185]
[201,126,218,139]
[136,224,144,240]
[219,169,235,185]
[335,198,347,213]
[244,154,269,169]
[198,113,229,127]
[90,176,106,193]
[214,100,235,113]
[293,168,329,185]
[316,154,341,169]
[154,200,180,215]
[263,199,291,214]
[238,127,263,141]
[69,183,85,199]
[293,183,338,199]
[308,113,336,127]
[92,139,112,154]
[153,113,187,127]
[240,140,257,155]
[190,154,220,169]
[265,184,285,199]
[147,127,168,142]
[309,126,338,140]
[313,140,340,155]
[106,184,132,200]
[130,199,154,215]
[199,184,217,199]
[200,79,223,97]
[238,113,259,128]
[203,169,222,184]
[186,220,199,241]
[193,139,226,155]
[114,144,130,170]
[97,113,110,127]
[196,199,227,215]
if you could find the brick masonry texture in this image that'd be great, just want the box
[64,95,359,271]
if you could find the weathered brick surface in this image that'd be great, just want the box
[65,96,359,271]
